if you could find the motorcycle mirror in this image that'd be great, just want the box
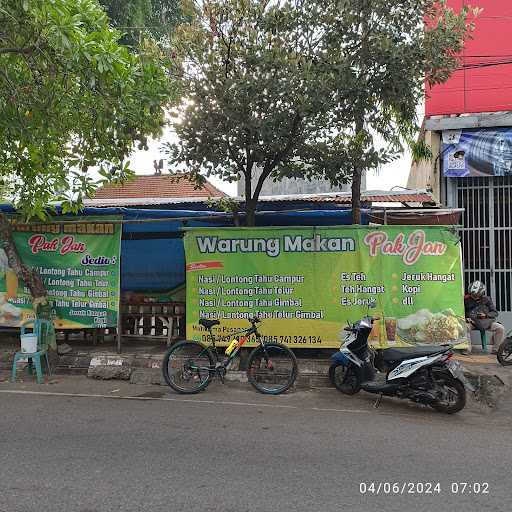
[367,298,377,309]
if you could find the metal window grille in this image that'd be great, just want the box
[446,176,512,319]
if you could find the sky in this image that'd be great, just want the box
[128,127,413,196]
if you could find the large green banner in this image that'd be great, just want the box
[185,226,467,349]
[0,216,121,329]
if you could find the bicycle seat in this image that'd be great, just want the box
[199,319,220,330]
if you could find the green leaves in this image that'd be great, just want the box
[0,0,174,219]
[99,0,183,48]
[168,0,474,224]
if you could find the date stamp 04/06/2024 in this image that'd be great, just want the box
[359,482,490,496]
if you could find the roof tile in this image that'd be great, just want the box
[93,174,226,199]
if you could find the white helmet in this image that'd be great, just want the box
[469,281,486,298]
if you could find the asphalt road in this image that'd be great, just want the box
[0,377,510,512]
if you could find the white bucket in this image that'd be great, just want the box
[20,333,37,353]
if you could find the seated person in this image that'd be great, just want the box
[464,281,505,354]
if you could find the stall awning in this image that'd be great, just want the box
[0,205,369,292]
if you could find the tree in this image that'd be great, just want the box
[0,0,173,312]
[168,0,474,225]
[316,0,478,223]
[100,0,183,48]
[168,0,350,225]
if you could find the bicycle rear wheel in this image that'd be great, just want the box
[247,342,298,395]
[162,340,214,394]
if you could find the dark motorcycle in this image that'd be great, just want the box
[497,330,512,366]
[329,309,473,414]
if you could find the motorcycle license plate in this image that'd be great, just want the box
[447,361,475,392]
[447,360,463,378]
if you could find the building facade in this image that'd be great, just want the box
[237,165,358,197]
[409,0,512,326]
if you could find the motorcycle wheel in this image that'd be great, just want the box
[329,363,361,395]
[431,373,466,414]
[497,339,512,366]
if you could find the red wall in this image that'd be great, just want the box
[426,0,512,116]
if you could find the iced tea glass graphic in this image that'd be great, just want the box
[369,318,381,342]
[385,318,397,342]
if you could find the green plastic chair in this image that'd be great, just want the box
[12,319,53,384]
[478,329,488,351]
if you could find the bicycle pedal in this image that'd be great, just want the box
[215,364,226,382]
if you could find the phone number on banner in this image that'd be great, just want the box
[262,335,322,344]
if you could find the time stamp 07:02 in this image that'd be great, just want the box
[359,482,490,495]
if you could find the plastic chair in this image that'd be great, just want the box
[12,319,53,384]
[478,330,488,351]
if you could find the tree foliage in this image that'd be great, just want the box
[0,0,173,219]
[100,0,183,47]
[168,0,475,224]
[314,0,478,223]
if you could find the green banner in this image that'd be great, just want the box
[185,226,467,349]
[0,216,121,329]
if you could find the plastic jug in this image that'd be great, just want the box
[21,333,37,353]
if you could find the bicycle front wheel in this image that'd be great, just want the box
[247,342,298,395]
[162,340,214,394]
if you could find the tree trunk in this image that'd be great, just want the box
[0,212,49,313]
[352,2,369,226]
[351,166,362,225]
[245,199,257,227]
[351,114,365,225]
[243,168,257,226]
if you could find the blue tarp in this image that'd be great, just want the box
[0,205,369,291]
[120,209,369,290]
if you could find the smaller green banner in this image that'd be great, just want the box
[0,216,122,329]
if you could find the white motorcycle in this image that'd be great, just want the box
[329,306,473,414]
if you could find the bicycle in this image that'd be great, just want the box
[162,317,298,395]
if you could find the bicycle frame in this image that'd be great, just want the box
[194,323,263,375]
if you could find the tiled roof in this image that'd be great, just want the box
[314,192,435,204]
[255,190,436,204]
[85,189,435,207]
[93,173,226,200]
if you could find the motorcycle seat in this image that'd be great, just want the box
[382,346,448,362]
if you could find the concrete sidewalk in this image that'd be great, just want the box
[455,353,498,365]
[1,339,510,411]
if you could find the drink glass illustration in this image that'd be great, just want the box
[369,318,381,342]
[385,318,397,342]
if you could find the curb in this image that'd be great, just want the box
[2,349,509,408]
[464,368,509,408]
[85,356,509,405]
[85,355,331,388]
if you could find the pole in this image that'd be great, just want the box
[116,308,122,354]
